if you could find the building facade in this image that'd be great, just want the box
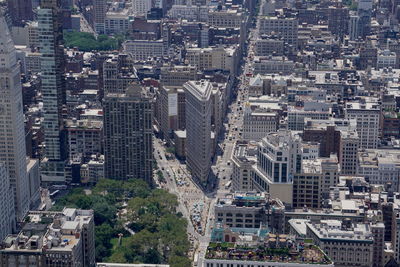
[0,15,31,221]
[345,101,380,149]
[0,208,95,267]
[214,192,285,232]
[251,130,303,204]
[259,16,298,47]
[231,141,257,192]
[103,84,153,184]
[123,40,165,61]
[0,164,15,242]
[184,80,212,185]
[38,0,68,184]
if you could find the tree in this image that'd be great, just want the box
[107,251,127,263]
[63,31,122,52]
[92,200,117,225]
[168,255,192,267]
[144,248,162,264]
[95,223,115,249]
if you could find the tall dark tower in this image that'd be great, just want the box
[103,83,154,185]
[7,0,33,26]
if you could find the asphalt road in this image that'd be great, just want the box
[153,8,261,266]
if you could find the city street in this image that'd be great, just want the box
[152,7,260,266]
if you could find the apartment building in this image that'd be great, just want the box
[377,49,397,69]
[132,0,152,16]
[168,5,209,21]
[255,37,284,56]
[287,105,331,131]
[103,84,153,184]
[339,130,359,175]
[65,119,103,160]
[80,155,105,185]
[103,54,139,95]
[0,208,95,267]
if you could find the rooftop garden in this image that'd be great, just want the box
[206,242,332,265]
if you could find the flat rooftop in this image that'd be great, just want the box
[206,243,332,265]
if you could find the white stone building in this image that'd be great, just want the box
[345,101,380,149]
[243,103,278,141]
[0,16,31,221]
[123,40,165,61]
[259,16,298,47]
[251,130,303,205]
[306,220,384,267]
[358,149,400,190]
[132,0,152,16]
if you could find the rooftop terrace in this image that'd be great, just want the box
[206,242,332,265]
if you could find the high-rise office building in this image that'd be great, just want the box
[0,15,31,221]
[103,83,154,184]
[93,0,107,34]
[0,163,15,241]
[184,80,212,185]
[7,0,34,26]
[103,54,138,95]
[357,0,373,39]
[251,130,303,205]
[38,0,68,184]
[345,101,380,149]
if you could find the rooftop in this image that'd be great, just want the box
[358,149,400,167]
[206,241,332,265]
[1,208,93,253]
[306,220,374,242]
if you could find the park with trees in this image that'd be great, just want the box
[52,178,191,267]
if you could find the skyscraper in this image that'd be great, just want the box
[7,0,34,26]
[38,0,67,184]
[184,80,212,185]
[357,0,373,38]
[0,15,31,221]
[103,83,154,184]
[93,0,107,34]
[0,163,15,240]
